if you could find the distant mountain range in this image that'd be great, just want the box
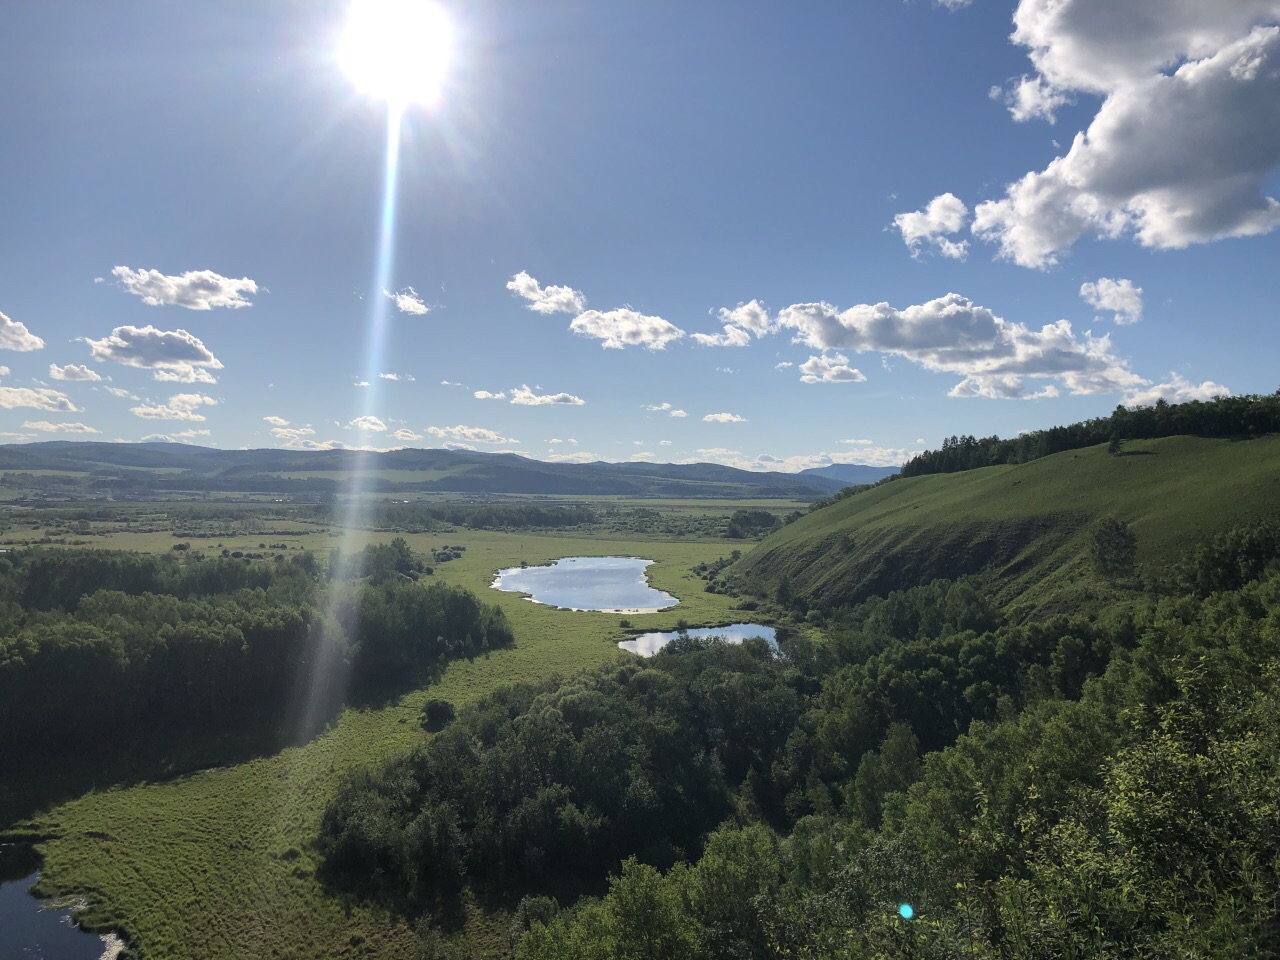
[0,442,898,500]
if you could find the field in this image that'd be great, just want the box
[8,515,757,959]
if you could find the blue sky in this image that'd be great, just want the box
[1,0,1277,471]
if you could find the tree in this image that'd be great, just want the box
[1089,515,1137,581]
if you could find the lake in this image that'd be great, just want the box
[0,844,120,959]
[492,556,678,613]
[619,622,777,657]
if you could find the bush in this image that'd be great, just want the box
[421,698,457,731]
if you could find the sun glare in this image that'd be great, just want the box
[339,0,454,106]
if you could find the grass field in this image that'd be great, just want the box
[737,435,1280,614]
[14,526,752,959]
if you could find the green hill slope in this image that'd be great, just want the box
[734,434,1280,614]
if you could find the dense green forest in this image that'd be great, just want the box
[902,393,1280,477]
[320,521,1280,957]
[0,543,512,763]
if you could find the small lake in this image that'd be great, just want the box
[493,556,678,613]
[0,845,120,959]
[619,623,777,657]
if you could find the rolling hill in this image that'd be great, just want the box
[0,442,850,499]
[733,434,1280,614]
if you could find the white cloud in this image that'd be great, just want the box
[103,385,137,399]
[1080,277,1143,324]
[49,363,101,381]
[680,446,918,472]
[111,266,259,309]
[546,437,578,445]
[1123,372,1230,407]
[839,438,873,445]
[776,292,1144,397]
[85,325,223,373]
[974,12,1280,267]
[443,441,477,451]
[263,415,289,426]
[0,387,78,412]
[506,271,587,314]
[349,415,388,432]
[393,427,423,442]
[385,286,430,315]
[936,0,972,9]
[509,384,585,406]
[992,75,1072,123]
[659,439,673,446]
[799,353,868,384]
[140,429,210,444]
[948,375,1061,400]
[474,389,506,400]
[570,308,685,350]
[271,426,316,441]
[0,366,8,376]
[693,299,774,346]
[130,393,216,421]
[441,380,463,387]
[644,401,688,417]
[427,424,518,444]
[153,363,218,384]
[378,372,415,381]
[354,380,370,388]
[775,361,793,370]
[892,193,970,259]
[22,420,99,434]
[703,412,747,423]
[0,311,46,351]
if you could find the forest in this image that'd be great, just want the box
[319,521,1280,957]
[0,542,512,764]
[901,392,1280,477]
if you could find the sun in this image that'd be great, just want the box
[339,0,454,107]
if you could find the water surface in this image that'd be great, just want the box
[492,556,678,612]
[619,622,777,657]
[0,845,117,959]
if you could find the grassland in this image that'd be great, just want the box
[13,525,753,959]
[737,435,1280,614]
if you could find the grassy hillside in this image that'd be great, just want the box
[735,434,1280,614]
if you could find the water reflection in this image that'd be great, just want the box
[619,623,777,657]
[492,556,678,612]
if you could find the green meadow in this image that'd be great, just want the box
[12,524,752,959]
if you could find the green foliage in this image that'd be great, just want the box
[1089,514,1138,580]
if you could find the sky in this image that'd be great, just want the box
[1,0,1278,472]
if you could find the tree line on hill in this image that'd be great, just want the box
[902,393,1280,477]
[318,520,1280,956]
[0,545,512,764]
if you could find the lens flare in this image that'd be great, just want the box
[898,903,915,920]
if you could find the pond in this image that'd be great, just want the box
[0,844,121,959]
[619,622,777,657]
[492,556,678,613]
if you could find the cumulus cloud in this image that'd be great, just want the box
[271,426,316,441]
[1080,277,1143,324]
[799,353,868,384]
[354,380,370,388]
[892,193,970,259]
[393,427,423,442]
[349,415,388,432]
[385,286,430,315]
[506,271,587,314]
[263,416,289,426]
[0,311,46,351]
[570,308,685,350]
[546,437,578,445]
[111,266,258,309]
[692,301,773,346]
[1123,372,1230,406]
[153,363,218,384]
[776,292,1144,397]
[474,389,506,400]
[992,75,1072,123]
[441,380,464,387]
[103,385,137,399]
[427,424,518,444]
[0,387,78,412]
[85,325,224,373]
[975,8,1280,266]
[775,361,793,370]
[378,372,415,381]
[659,439,673,446]
[948,375,1061,399]
[509,384,585,406]
[703,412,747,423]
[644,401,687,417]
[22,420,99,434]
[49,363,101,381]
[131,392,217,421]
